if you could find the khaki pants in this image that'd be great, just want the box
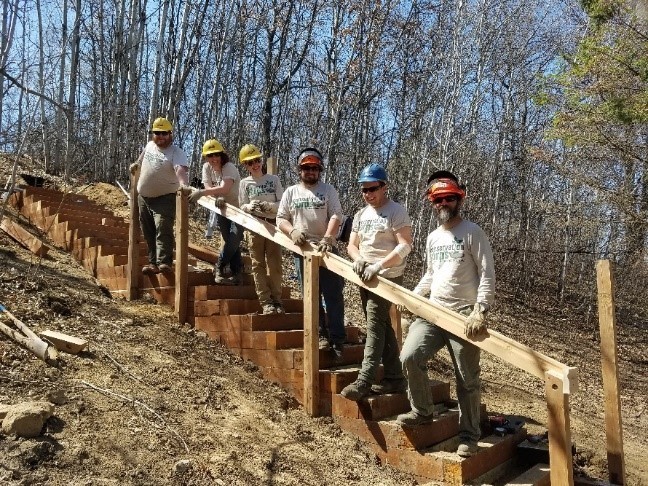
[249,231,283,305]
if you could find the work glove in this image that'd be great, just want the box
[316,235,334,254]
[361,261,383,281]
[240,203,253,213]
[214,197,226,209]
[289,228,307,245]
[188,188,206,204]
[465,303,488,338]
[255,201,272,213]
[129,163,139,175]
[352,258,367,277]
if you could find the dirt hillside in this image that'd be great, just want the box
[0,162,646,485]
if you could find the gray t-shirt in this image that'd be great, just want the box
[276,182,343,242]
[137,141,188,198]
[414,219,495,311]
[202,161,240,207]
[352,200,411,278]
[239,174,284,218]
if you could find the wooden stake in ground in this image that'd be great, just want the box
[1,216,50,257]
[0,304,58,364]
[596,260,626,485]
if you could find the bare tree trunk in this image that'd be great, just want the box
[64,0,81,181]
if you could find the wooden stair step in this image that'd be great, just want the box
[505,463,550,486]
[220,298,303,315]
[331,379,450,421]
[191,285,292,301]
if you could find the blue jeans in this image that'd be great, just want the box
[216,214,243,275]
[293,253,346,344]
[400,310,481,442]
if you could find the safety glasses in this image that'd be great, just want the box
[245,159,262,166]
[150,131,170,136]
[361,184,384,194]
[206,153,221,158]
[430,194,459,204]
[300,165,321,172]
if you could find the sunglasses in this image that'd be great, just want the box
[245,160,261,166]
[151,131,170,136]
[206,153,221,158]
[301,165,321,172]
[361,184,384,194]
[430,195,459,204]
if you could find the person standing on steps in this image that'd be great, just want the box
[276,147,346,359]
[130,117,188,276]
[238,144,285,315]
[340,163,412,401]
[187,139,242,285]
[396,170,495,459]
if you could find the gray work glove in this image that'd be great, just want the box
[129,163,139,175]
[250,201,263,213]
[361,261,383,281]
[289,228,307,245]
[465,303,488,338]
[352,258,367,277]
[188,188,206,204]
[257,201,272,212]
[240,203,254,213]
[214,197,226,209]
[316,235,334,254]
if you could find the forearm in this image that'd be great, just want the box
[175,166,188,185]
[324,216,341,238]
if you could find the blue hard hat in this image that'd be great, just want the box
[357,163,387,183]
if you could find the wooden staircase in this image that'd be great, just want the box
[8,185,554,485]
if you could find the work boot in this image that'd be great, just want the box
[158,263,173,274]
[273,302,285,314]
[318,337,330,351]
[142,264,159,275]
[457,440,479,458]
[230,273,241,285]
[213,266,232,285]
[340,380,372,401]
[395,410,435,427]
[261,303,277,315]
[331,342,344,360]
[371,378,408,395]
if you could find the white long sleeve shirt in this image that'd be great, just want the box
[414,219,495,311]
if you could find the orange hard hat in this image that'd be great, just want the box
[426,177,465,201]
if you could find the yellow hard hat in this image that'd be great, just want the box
[239,144,262,163]
[151,117,173,132]
[202,139,226,157]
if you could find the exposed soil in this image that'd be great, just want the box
[0,161,646,485]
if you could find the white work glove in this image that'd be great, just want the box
[352,258,367,277]
[214,197,226,209]
[188,188,206,204]
[361,261,383,281]
[289,228,307,245]
[240,203,254,213]
[129,163,139,175]
[317,235,334,254]
[465,303,488,338]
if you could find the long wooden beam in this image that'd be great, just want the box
[196,196,578,393]
[175,190,189,325]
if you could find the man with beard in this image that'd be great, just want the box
[130,117,188,275]
[277,147,346,358]
[396,170,495,459]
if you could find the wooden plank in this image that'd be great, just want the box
[303,252,320,417]
[126,170,141,300]
[39,330,88,354]
[545,371,574,486]
[0,217,49,257]
[389,304,402,348]
[197,196,577,392]
[188,242,218,264]
[175,189,189,325]
[506,463,550,486]
[596,260,626,485]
